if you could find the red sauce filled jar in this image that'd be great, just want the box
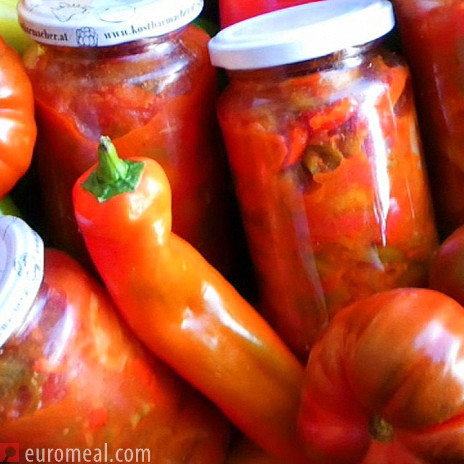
[219,0,317,28]
[0,215,230,463]
[17,0,236,276]
[209,0,439,360]
[391,0,464,238]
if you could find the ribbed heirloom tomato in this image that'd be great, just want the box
[0,34,36,199]
[298,288,464,464]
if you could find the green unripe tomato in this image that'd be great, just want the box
[0,0,32,54]
[0,195,21,217]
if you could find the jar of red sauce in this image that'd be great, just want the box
[0,215,230,462]
[219,0,317,28]
[209,0,439,360]
[17,0,236,276]
[391,0,464,238]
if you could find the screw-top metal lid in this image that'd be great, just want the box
[0,216,44,348]
[208,0,395,70]
[17,0,203,47]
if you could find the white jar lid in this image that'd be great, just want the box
[17,0,203,47]
[0,216,44,348]
[208,0,395,70]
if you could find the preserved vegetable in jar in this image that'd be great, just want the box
[219,0,316,28]
[209,0,439,360]
[391,0,464,238]
[0,215,230,463]
[17,0,237,276]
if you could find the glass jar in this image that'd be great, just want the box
[219,0,316,28]
[17,0,237,276]
[0,215,230,462]
[209,0,439,360]
[391,0,464,238]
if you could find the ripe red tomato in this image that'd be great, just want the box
[428,224,464,305]
[298,287,464,464]
[0,34,36,199]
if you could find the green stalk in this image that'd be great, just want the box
[81,136,144,202]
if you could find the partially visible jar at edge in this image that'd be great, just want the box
[391,0,464,239]
[219,0,318,28]
[0,216,230,462]
[209,0,439,360]
[18,0,238,277]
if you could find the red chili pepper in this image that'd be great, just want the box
[72,136,308,463]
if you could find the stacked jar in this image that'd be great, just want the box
[17,0,239,278]
[209,0,439,360]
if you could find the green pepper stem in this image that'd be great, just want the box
[81,136,144,203]
[96,136,129,184]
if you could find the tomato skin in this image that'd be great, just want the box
[298,288,464,464]
[428,225,464,306]
[0,34,36,199]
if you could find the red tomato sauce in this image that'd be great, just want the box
[23,25,236,276]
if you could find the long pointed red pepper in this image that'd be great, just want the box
[72,137,308,464]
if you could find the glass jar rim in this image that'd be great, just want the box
[17,0,203,48]
[208,0,395,70]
